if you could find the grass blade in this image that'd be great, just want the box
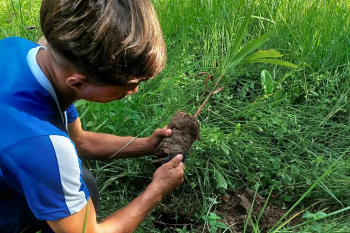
[270,146,350,232]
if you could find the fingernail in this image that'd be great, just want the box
[176,154,183,160]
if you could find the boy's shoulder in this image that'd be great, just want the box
[0,103,67,153]
[0,36,37,46]
[0,37,39,57]
[0,37,69,152]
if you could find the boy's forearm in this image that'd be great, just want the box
[76,131,154,160]
[48,182,163,233]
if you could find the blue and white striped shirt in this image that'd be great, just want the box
[0,37,89,221]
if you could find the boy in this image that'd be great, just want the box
[0,0,184,232]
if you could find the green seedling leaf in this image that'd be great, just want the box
[209,212,222,220]
[244,49,283,63]
[247,58,298,68]
[216,222,228,229]
[273,89,285,105]
[86,121,95,128]
[202,215,210,222]
[261,70,274,95]
[222,29,276,76]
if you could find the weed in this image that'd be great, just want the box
[202,212,227,233]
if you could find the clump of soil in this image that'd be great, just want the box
[153,111,200,166]
[215,190,302,233]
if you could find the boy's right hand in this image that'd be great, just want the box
[151,154,184,197]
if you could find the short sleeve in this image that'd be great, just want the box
[0,135,90,221]
[66,104,79,123]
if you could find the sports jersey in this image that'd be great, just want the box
[0,37,90,222]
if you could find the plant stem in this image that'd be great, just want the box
[194,74,224,118]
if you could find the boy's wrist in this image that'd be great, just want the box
[145,182,163,203]
[139,137,157,155]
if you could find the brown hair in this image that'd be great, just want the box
[40,0,166,86]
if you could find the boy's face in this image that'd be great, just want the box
[80,80,140,103]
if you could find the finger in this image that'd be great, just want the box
[177,162,184,170]
[169,154,183,168]
[157,127,172,137]
[165,128,172,136]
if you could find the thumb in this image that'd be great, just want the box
[160,127,172,137]
[169,154,183,168]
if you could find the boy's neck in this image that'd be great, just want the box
[36,49,77,111]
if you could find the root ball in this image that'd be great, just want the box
[153,111,200,166]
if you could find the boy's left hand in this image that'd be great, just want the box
[146,127,172,153]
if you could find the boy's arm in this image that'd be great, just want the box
[68,117,170,160]
[48,155,184,233]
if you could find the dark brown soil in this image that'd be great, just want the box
[153,189,302,232]
[214,190,302,233]
[153,111,200,166]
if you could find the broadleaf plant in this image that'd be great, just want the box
[261,70,274,96]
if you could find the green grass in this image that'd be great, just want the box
[2,0,350,232]
[0,0,41,40]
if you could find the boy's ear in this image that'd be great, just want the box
[66,74,89,91]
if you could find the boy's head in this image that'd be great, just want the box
[40,0,166,86]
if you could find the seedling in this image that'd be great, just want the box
[152,4,296,166]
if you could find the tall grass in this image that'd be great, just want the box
[1,0,350,231]
[0,0,41,40]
